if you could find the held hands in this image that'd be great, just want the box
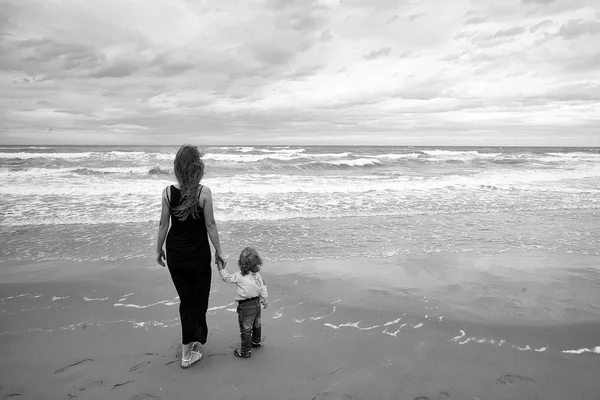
[215,252,227,270]
[157,249,166,267]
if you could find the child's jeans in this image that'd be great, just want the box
[237,297,261,355]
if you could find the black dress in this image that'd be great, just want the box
[166,185,212,345]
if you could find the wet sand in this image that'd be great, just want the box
[1,254,599,400]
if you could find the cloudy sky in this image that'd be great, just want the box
[1,0,599,146]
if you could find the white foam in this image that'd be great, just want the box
[118,293,135,302]
[207,302,235,312]
[412,323,424,328]
[562,346,600,355]
[450,330,466,342]
[0,293,30,302]
[52,296,70,301]
[259,148,304,154]
[310,306,337,321]
[114,298,178,309]
[0,152,93,159]
[383,318,403,327]
[450,330,548,353]
[324,321,381,331]
[204,153,302,163]
[0,151,162,161]
[83,297,109,301]
[514,345,532,352]
[383,323,407,337]
[379,153,423,160]
[272,310,283,319]
[322,158,381,167]
[293,318,306,323]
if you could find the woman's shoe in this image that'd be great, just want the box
[181,350,202,369]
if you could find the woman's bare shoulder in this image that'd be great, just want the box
[200,185,212,196]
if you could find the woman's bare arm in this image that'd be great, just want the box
[156,187,170,266]
[201,186,225,267]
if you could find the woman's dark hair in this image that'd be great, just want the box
[238,247,262,276]
[173,145,205,221]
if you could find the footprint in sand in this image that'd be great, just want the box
[206,352,228,359]
[4,394,23,399]
[414,392,450,400]
[129,361,151,373]
[497,374,535,386]
[54,359,94,375]
[131,394,160,400]
[313,392,352,400]
[110,381,135,391]
[79,381,104,391]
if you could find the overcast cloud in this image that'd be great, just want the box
[1,0,599,145]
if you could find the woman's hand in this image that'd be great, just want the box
[215,252,226,270]
[157,249,166,267]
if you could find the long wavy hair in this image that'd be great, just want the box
[238,247,262,276]
[173,145,205,221]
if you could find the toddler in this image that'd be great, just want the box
[217,247,268,358]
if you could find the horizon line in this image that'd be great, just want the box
[1,144,599,148]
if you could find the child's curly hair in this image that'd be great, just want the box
[238,247,262,276]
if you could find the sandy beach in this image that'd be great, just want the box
[1,252,599,400]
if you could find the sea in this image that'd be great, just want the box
[1,145,599,264]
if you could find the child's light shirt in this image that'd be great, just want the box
[218,269,268,302]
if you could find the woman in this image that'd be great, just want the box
[156,145,226,368]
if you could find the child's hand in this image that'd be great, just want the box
[261,299,268,309]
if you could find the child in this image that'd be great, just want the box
[217,247,268,358]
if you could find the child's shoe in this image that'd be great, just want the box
[233,348,251,358]
[251,341,263,348]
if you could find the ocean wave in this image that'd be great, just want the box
[0,151,176,162]
[2,201,599,226]
[259,148,306,154]
[0,146,55,150]
[0,166,174,177]
[318,158,382,167]
[148,166,171,175]
[70,168,116,175]
[203,153,299,163]
[2,163,600,197]
[1,148,597,170]
[209,146,256,152]
[379,152,425,160]
[0,152,94,159]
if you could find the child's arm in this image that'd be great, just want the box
[257,273,269,308]
[217,264,239,284]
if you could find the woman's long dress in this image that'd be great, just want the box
[165,185,212,345]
